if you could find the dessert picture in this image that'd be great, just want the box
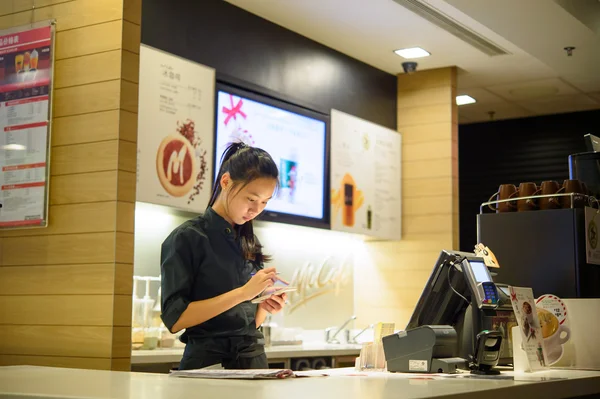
[155,119,207,200]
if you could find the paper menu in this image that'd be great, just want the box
[509,286,548,370]
[170,369,295,379]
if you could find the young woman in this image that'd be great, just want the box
[160,142,286,370]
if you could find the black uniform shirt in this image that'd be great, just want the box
[160,207,263,343]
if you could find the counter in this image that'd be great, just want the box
[1,365,599,399]
[131,343,363,365]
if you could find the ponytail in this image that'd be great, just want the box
[209,142,278,264]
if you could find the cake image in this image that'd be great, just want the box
[156,133,198,197]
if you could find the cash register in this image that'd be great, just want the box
[383,250,516,373]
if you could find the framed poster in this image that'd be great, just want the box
[330,110,401,240]
[0,21,55,229]
[137,45,215,212]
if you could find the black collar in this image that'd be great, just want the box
[204,207,235,238]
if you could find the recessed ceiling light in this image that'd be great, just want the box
[2,144,26,150]
[394,47,431,59]
[456,95,476,106]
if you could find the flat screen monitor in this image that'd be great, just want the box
[406,250,476,331]
[214,82,329,228]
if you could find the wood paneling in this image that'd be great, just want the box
[118,140,137,173]
[0,264,121,295]
[51,141,119,175]
[116,232,134,264]
[0,0,123,32]
[55,20,123,60]
[52,110,120,146]
[397,67,456,92]
[403,158,454,179]
[117,201,135,233]
[0,355,113,370]
[119,110,138,143]
[0,0,71,17]
[50,171,119,205]
[402,139,454,162]
[124,0,141,25]
[396,86,453,109]
[403,214,453,235]
[400,122,455,144]
[0,295,119,326]
[2,233,117,266]
[54,80,121,117]
[397,104,455,128]
[0,326,115,357]
[123,20,141,54]
[404,196,453,216]
[54,50,122,89]
[122,50,140,83]
[0,0,136,372]
[117,170,136,202]
[403,177,454,198]
[1,202,117,237]
[120,80,138,113]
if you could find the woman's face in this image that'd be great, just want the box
[222,175,277,225]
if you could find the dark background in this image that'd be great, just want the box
[458,109,600,251]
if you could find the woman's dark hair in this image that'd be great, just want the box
[208,142,279,264]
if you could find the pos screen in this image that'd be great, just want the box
[469,260,491,283]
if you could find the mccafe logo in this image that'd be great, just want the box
[286,255,353,313]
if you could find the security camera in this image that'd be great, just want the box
[402,62,418,74]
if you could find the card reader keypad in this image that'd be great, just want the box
[481,282,498,305]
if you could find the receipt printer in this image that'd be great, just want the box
[382,325,468,373]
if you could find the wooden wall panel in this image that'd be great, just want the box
[357,68,458,329]
[1,202,117,237]
[0,0,140,371]
[50,171,119,205]
[52,110,121,146]
[0,264,120,295]
[55,20,123,60]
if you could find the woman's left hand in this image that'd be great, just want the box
[258,293,287,314]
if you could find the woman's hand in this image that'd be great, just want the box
[258,293,287,315]
[241,267,277,300]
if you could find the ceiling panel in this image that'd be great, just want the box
[515,94,600,115]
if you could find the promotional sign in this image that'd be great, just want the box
[0,22,54,229]
[137,45,215,211]
[330,110,401,239]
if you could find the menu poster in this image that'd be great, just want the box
[330,110,401,240]
[137,45,215,212]
[0,22,54,229]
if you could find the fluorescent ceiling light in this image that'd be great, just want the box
[394,47,430,59]
[456,95,476,106]
[2,144,26,150]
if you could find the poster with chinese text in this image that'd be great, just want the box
[0,22,54,229]
[137,45,215,212]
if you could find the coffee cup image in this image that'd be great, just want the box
[538,308,571,365]
[331,173,364,227]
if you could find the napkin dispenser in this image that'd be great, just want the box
[382,325,468,373]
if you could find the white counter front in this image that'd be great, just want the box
[131,343,362,364]
[1,366,599,399]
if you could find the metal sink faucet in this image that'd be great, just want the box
[325,315,357,344]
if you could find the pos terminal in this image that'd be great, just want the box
[383,250,516,373]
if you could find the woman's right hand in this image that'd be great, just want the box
[241,268,277,300]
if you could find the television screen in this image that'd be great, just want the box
[214,83,329,227]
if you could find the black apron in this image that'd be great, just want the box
[180,335,268,370]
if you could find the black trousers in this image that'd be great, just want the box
[179,336,268,370]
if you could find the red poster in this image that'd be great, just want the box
[0,23,54,229]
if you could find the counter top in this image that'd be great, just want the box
[131,343,362,364]
[1,366,599,399]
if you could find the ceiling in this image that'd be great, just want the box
[224,0,600,124]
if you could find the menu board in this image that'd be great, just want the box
[137,45,215,212]
[330,110,401,240]
[0,22,54,229]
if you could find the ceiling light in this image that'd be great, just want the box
[394,47,430,59]
[456,95,476,106]
[2,144,26,150]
